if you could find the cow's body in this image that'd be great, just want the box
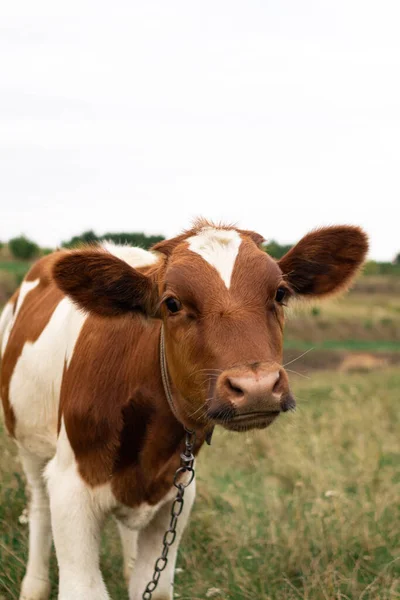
[1,244,196,600]
[0,221,368,600]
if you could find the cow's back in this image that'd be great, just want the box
[0,253,87,458]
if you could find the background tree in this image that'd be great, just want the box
[8,235,39,260]
[62,230,164,250]
[264,240,292,259]
[102,232,164,249]
[62,230,99,248]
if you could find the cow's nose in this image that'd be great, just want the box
[225,371,280,402]
[218,366,293,413]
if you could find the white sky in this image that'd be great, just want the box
[1,1,399,260]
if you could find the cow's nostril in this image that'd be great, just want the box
[281,393,296,412]
[272,371,281,394]
[226,377,244,398]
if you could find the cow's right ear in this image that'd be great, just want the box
[52,250,159,317]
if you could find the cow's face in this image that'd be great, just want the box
[53,221,368,433]
[156,228,291,432]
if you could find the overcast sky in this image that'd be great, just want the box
[1,1,399,260]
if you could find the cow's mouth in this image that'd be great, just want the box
[213,410,281,432]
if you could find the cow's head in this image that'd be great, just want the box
[53,220,368,433]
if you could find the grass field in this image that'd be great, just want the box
[0,262,31,279]
[1,369,399,600]
[284,280,400,350]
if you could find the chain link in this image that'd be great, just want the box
[142,428,196,600]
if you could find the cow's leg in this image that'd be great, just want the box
[46,456,112,600]
[19,449,52,600]
[116,519,138,586]
[129,481,196,600]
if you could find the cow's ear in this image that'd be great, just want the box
[278,226,368,298]
[53,250,159,317]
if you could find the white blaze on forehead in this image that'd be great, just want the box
[187,227,242,288]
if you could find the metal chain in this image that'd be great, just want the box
[142,428,196,600]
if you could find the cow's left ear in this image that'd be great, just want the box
[53,249,159,317]
[278,226,368,298]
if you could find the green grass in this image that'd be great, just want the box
[1,369,399,599]
[0,261,31,278]
[283,279,400,351]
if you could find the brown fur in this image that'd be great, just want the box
[278,226,368,297]
[53,249,159,317]
[61,315,207,505]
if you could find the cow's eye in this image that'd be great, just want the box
[165,297,182,314]
[275,287,287,304]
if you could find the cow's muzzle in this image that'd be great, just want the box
[208,363,295,431]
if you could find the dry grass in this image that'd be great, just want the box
[1,369,399,599]
[285,292,400,347]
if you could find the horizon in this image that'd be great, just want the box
[1,225,396,263]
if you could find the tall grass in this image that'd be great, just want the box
[1,369,399,599]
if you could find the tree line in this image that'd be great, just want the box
[0,231,165,260]
[1,232,400,275]
[0,232,329,260]
[61,230,165,250]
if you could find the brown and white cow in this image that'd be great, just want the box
[0,220,368,600]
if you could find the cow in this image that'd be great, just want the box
[0,220,368,600]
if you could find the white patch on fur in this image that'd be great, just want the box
[114,486,176,532]
[19,448,52,600]
[9,298,87,458]
[0,300,15,358]
[102,241,158,268]
[187,227,242,288]
[14,279,40,320]
[45,421,115,600]
[116,520,139,586]
[0,279,39,359]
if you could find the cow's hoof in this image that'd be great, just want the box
[20,576,51,600]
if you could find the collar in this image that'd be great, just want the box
[159,324,214,445]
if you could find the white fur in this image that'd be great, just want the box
[45,423,115,600]
[19,448,52,600]
[114,485,176,532]
[102,241,159,268]
[14,279,40,320]
[0,299,15,358]
[187,227,242,288]
[116,521,139,586]
[0,279,39,359]
[10,297,87,459]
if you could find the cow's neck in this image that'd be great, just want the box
[109,319,207,506]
